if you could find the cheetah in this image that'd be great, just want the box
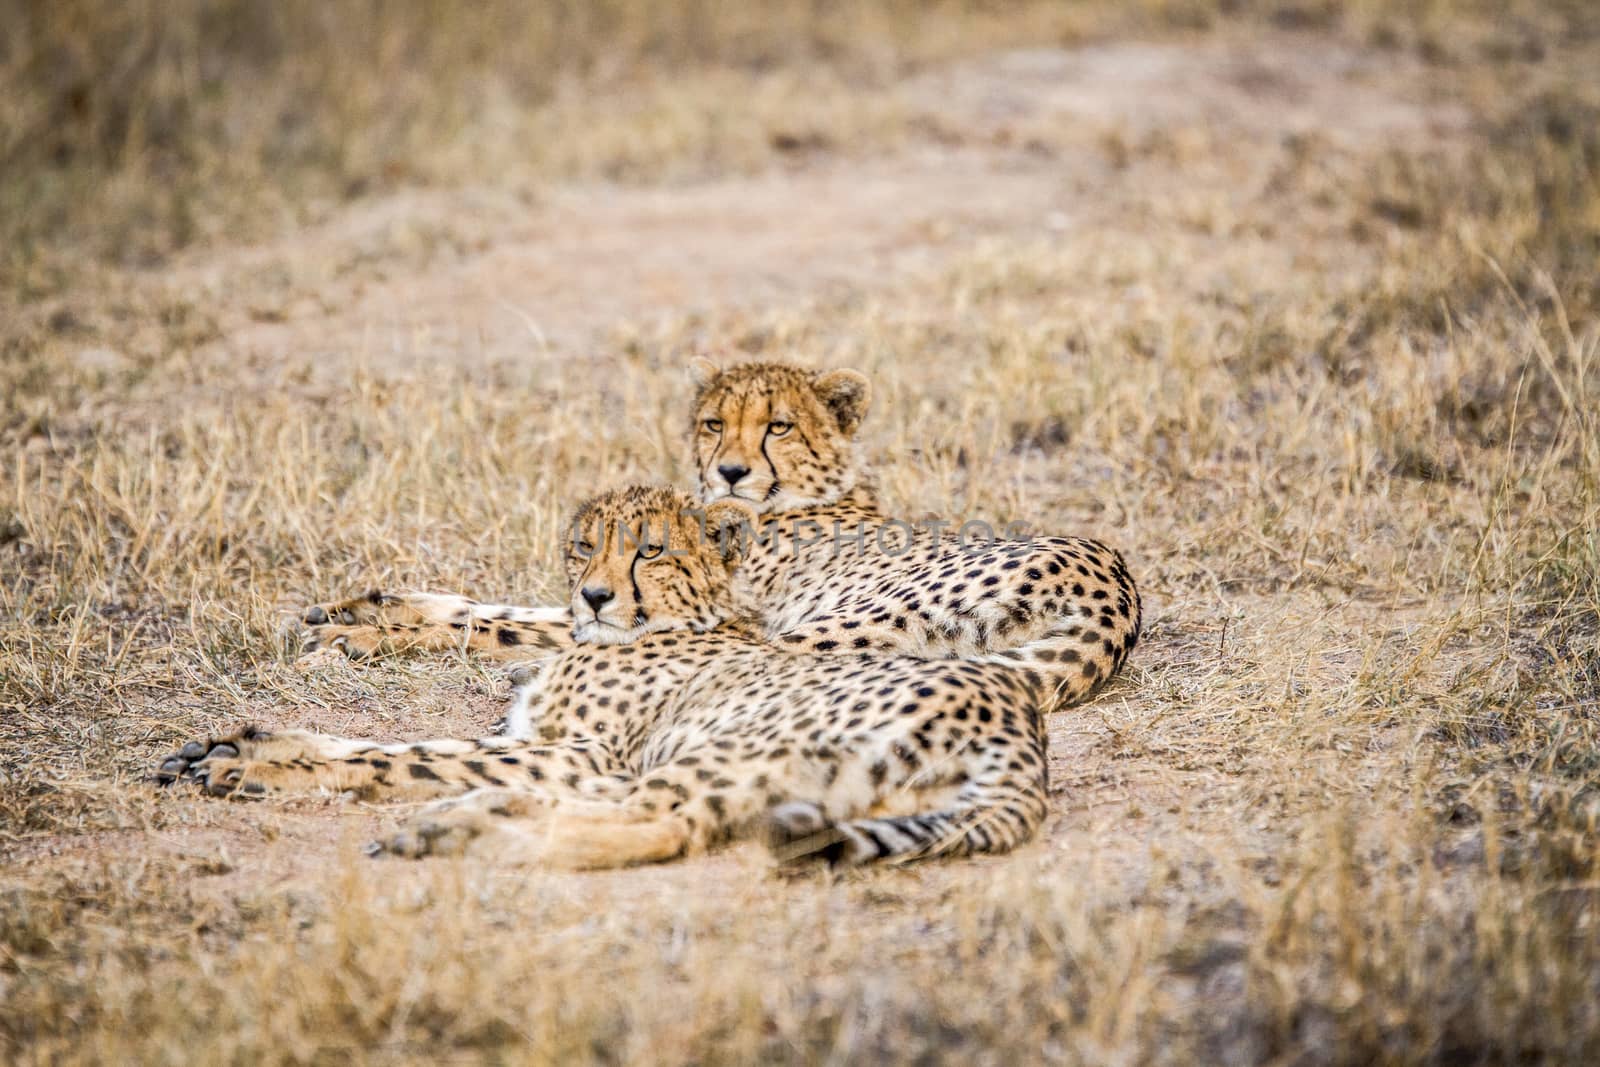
[301,361,1141,712]
[294,362,876,663]
[158,487,1050,869]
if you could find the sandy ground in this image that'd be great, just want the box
[160,37,1463,385]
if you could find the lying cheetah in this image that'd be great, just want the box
[159,487,1050,869]
[302,361,1141,711]
[296,362,876,661]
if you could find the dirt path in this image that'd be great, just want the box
[171,36,1461,386]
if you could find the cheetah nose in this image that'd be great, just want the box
[581,586,615,613]
[717,463,751,486]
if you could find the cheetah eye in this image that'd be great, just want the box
[768,420,793,436]
[702,419,724,433]
[638,543,665,560]
[573,540,597,557]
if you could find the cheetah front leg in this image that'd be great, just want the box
[151,726,385,796]
[298,591,573,664]
[152,726,485,799]
[152,727,622,802]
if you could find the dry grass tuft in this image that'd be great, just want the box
[4,1,1600,1063]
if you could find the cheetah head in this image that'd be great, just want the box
[565,485,755,645]
[689,360,870,512]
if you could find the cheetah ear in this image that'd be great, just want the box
[689,357,720,390]
[812,369,871,436]
[702,499,758,568]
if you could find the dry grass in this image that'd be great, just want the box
[3,1,1600,1063]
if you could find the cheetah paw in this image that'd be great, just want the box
[151,727,274,797]
[296,591,402,660]
[367,815,484,859]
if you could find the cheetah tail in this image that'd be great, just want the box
[771,789,1046,869]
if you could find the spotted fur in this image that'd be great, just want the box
[160,488,1050,870]
[299,361,1140,709]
